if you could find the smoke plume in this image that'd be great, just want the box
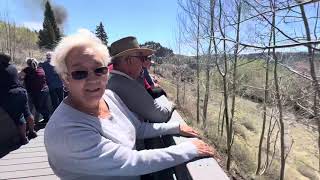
[22,0,68,31]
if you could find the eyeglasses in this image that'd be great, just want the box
[70,66,108,80]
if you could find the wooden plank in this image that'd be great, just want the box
[0,156,48,166]
[18,142,44,148]
[1,151,47,160]
[35,130,44,136]
[0,167,54,179]
[0,162,50,172]
[11,175,59,180]
[0,129,57,179]
[10,147,46,154]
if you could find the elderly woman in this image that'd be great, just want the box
[44,30,216,180]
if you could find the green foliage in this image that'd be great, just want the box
[141,41,173,57]
[38,1,61,49]
[95,22,108,46]
[0,21,38,52]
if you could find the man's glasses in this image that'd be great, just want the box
[70,66,108,80]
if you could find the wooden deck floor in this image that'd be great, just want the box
[0,129,58,180]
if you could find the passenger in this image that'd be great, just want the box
[41,52,64,111]
[108,61,159,100]
[108,36,174,122]
[20,58,51,123]
[142,55,167,99]
[44,30,217,180]
[0,53,37,145]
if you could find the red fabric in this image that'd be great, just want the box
[23,67,47,94]
[144,78,151,90]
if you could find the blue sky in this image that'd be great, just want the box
[0,0,180,52]
[1,0,318,55]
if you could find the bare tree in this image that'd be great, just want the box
[256,18,273,176]
[202,0,216,130]
[196,0,201,124]
[229,0,242,165]
[299,2,320,171]
[269,1,286,178]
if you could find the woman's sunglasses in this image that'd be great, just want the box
[70,66,108,80]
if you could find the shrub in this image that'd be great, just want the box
[242,121,256,132]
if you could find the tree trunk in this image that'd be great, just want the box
[202,0,216,130]
[229,0,242,157]
[176,72,180,106]
[271,3,286,179]
[196,0,201,124]
[256,22,272,175]
[299,4,320,171]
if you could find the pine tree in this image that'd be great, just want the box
[95,22,108,46]
[38,1,61,49]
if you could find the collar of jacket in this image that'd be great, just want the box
[110,70,134,81]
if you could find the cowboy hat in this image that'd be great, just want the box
[110,36,154,59]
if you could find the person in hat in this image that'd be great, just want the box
[0,53,37,145]
[20,58,51,123]
[44,30,217,180]
[108,36,174,122]
[141,55,167,99]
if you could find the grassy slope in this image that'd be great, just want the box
[159,74,319,180]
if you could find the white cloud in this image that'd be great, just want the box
[22,21,42,31]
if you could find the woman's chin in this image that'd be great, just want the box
[83,88,104,99]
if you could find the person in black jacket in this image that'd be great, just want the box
[0,53,37,145]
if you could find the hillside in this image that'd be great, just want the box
[154,59,320,179]
[0,21,43,64]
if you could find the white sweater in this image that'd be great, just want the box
[44,90,198,180]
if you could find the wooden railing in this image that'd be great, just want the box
[143,96,230,180]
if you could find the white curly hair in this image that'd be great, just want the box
[51,29,110,79]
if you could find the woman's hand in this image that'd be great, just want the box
[179,124,200,138]
[192,139,220,160]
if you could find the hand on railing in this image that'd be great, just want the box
[179,124,200,138]
[179,124,222,161]
[192,139,220,160]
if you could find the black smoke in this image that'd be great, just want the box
[22,0,68,31]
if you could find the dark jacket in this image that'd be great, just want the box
[0,62,22,98]
[40,60,63,89]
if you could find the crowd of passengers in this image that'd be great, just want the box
[0,29,218,180]
[0,52,64,144]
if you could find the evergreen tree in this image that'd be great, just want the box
[38,1,61,49]
[95,22,108,46]
[141,41,173,57]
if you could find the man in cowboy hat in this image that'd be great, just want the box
[107,36,175,123]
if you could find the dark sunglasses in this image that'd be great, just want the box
[70,66,108,80]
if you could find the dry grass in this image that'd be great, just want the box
[159,76,320,180]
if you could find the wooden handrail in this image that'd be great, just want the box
[148,96,230,180]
